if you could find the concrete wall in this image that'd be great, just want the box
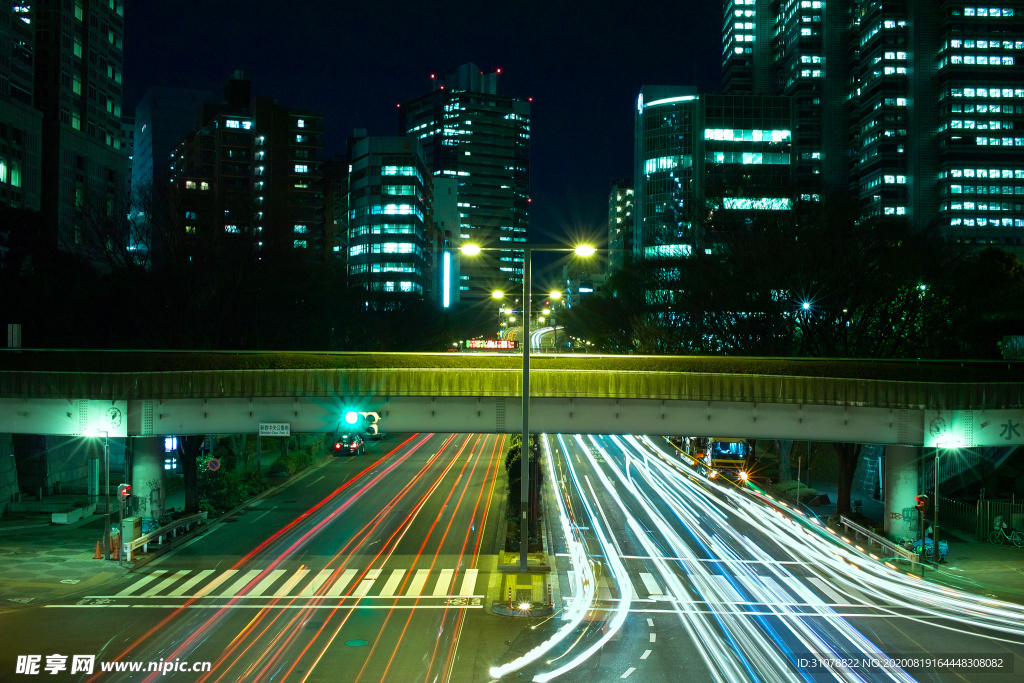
[0,434,17,516]
[36,436,126,496]
[131,437,165,523]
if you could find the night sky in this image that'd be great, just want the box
[123,0,721,248]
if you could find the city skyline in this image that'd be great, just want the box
[122,0,723,248]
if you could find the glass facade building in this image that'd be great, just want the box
[634,87,794,259]
[722,0,1024,253]
[399,64,530,303]
[345,135,430,296]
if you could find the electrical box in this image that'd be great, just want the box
[121,516,142,543]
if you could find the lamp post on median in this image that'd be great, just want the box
[461,242,596,571]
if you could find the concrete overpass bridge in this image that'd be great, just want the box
[2,350,1023,449]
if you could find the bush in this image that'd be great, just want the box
[197,465,266,515]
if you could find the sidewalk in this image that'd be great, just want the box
[801,477,1024,604]
[0,448,320,611]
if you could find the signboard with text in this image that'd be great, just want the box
[465,339,519,350]
[259,422,291,437]
[924,410,1024,447]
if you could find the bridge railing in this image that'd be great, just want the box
[838,515,921,572]
[125,512,208,556]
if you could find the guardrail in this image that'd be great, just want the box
[838,515,921,572]
[124,512,208,556]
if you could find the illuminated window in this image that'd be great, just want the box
[226,119,240,129]
[294,164,308,173]
[185,180,196,189]
[297,119,305,128]
[294,224,307,233]
[201,182,210,191]
[294,240,307,248]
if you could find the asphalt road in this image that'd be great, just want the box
[0,432,514,682]
[3,432,1023,683]
[505,434,1024,682]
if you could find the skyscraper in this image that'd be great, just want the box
[167,74,327,261]
[634,87,793,260]
[32,0,129,248]
[721,0,1024,253]
[399,64,530,304]
[607,181,633,276]
[345,134,430,297]
[1,2,43,213]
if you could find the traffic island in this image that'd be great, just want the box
[492,569,553,618]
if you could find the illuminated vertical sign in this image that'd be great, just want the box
[443,250,451,308]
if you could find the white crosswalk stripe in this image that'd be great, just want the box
[102,566,490,601]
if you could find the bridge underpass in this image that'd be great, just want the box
[2,351,1023,540]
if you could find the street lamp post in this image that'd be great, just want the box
[934,448,941,563]
[462,242,594,571]
[101,431,110,561]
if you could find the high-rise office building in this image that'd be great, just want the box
[1,2,43,213]
[32,0,129,247]
[634,87,793,260]
[722,0,1024,253]
[607,181,633,276]
[345,134,431,297]
[167,75,327,261]
[399,63,530,304]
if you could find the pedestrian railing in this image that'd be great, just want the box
[838,515,921,572]
[125,512,208,556]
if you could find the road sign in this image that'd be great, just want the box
[208,458,221,471]
[259,422,291,437]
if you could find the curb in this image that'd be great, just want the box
[125,451,339,570]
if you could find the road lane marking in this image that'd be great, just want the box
[646,618,654,627]
[803,577,844,604]
[143,570,190,597]
[649,633,656,643]
[378,569,406,597]
[407,569,430,596]
[325,569,357,597]
[639,573,663,598]
[432,569,455,597]
[194,569,238,598]
[710,575,744,603]
[621,667,636,678]
[169,570,215,597]
[641,650,651,660]
[249,569,288,597]
[248,506,277,523]
[222,569,263,596]
[305,476,325,487]
[275,568,309,596]
[300,569,334,596]
[115,570,167,597]
[458,569,478,597]
[353,569,381,598]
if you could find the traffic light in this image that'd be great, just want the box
[117,483,131,502]
[343,411,380,436]
[914,494,929,515]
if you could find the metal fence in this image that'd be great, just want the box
[939,497,1024,540]
[980,499,1024,538]
[938,496,982,540]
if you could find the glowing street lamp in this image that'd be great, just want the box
[461,241,596,571]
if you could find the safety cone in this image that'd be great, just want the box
[94,540,102,559]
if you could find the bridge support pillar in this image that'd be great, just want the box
[132,437,165,523]
[884,445,919,542]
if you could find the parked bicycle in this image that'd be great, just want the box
[988,516,1024,547]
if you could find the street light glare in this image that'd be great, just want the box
[802,301,811,310]
[574,244,596,257]
[460,244,481,255]
[549,291,562,300]
[492,290,505,299]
